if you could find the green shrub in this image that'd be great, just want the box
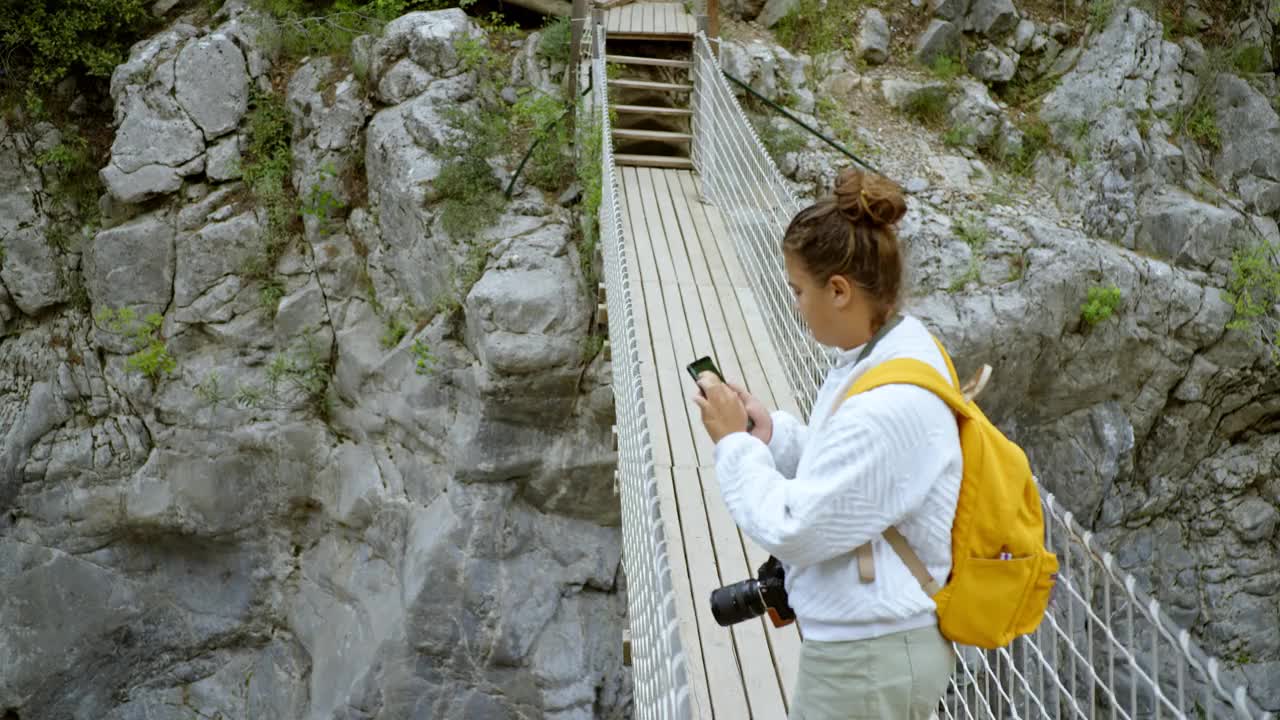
[943,125,970,148]
[775,0,866,56]
[928,56,963,83]
[901,88,950,127]
[411,338,438,374]
[753,116,808,163]
[241,89,298,279]
[95,307,177,380]
[948,259,982,293]
[577,114,603,288]
[510,90,573,192]
[1233,45,1265,74]
[250,0,456,60]
[537,16,572,66]
[955,215,989,251]
[1089,0,1116,29]
[1081,284,1122,325]
[0,0,155,90]
[1225,239,1280,331]
[435,155,504,240]
[1184,100,1221,150]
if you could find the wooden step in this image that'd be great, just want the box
[613,128,693,142]
[605,54,692,69]
[614,154,694,169]
[608,78,692,92]
[612,104,693,116]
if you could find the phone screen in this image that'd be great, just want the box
[686,356,724,386]
[687,356,755,432]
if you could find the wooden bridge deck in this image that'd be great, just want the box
[603,1,697,37]
[618,166,804,718]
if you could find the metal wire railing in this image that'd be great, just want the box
[587,23,692,720]
[688,30,1273,720]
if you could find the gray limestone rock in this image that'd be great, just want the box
[968,46,1018,83]
[206,134,242,181]
[1012,19,1036,52]
[882,78,952,110]
[915,19,964,66]
[1133,191,1252,272]
[174,34,249,139]
[930,0,968,22]
[0,228,67,316]
[757,0,799,28]
[857,9,891,65]
[84,212,176,318]
[964,0,1019,37]
[1212,74,1280,192]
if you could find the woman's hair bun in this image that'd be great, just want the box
[833,168,907,229]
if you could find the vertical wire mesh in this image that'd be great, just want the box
[587,24,692,720]
[686,30,1273,720]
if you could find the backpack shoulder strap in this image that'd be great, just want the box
[847,358,973,419]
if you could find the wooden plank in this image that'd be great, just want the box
[627,165,749,718]
[638,167,714,466]
[654,467,715,720]
[672,466,753,719]
[616,153,694,169]
[609,78,693,92]
[606,54,693,68]
[612,104,694,116]
[638,173,766,715]
[613,128,693,141]
[619,170,672,470]
[660,167,798,712]
[629,2,641,32]
[606,6,620,32]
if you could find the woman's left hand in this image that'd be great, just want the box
[693,372,749,444]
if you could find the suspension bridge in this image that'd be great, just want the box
[566,3,1274,718]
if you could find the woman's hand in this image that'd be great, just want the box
[727,381,773,444]
[693,373,750,444]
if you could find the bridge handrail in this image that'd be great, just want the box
[688,29,1272,720]
[588,23,692,720]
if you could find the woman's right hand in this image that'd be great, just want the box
[728,382,772,444]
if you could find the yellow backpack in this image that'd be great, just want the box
[846,336,1059,650]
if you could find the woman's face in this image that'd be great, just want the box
[784,252,876,350]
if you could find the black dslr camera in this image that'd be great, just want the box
[709,555,796,628]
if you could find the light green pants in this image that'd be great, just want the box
[788,625,955,720]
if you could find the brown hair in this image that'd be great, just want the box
[781,168,908,328]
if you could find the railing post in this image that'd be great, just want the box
[569,0,588,89]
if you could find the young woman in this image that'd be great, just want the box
[693,169,961,719]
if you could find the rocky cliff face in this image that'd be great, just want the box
[722,0,1279,709]
[0,4,626,719]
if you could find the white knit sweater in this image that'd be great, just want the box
[713,315,962,642]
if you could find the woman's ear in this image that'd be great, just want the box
[828,273,853,308]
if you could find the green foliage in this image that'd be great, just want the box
[577,114,604,290]
[999,73,1060,109]
[198,338,331,418]
[928,56,963,83]
[35,132,103,240]
[381,313,408,348]
[1181,98,1221,150]
[753,115,808,163]
[250,0,458,60]
[95,307,177,380]
[241,89,298,279]
[943,125,970,148]
[435,155,505,240]
[948,259,982,293]
[581,332,605,362]
[1089,0,1115,29]
[301,162,347,236]
[1233,45,1265,74]
[1007,254,1027,282]
[1224,239,1280,332]
[510,90,573,192]
[412,338,439,374]
[1081,284,1122,325]
[901,88,951,127]
[537,16,572,66]
[775,0,866,56]
[0,0,154,91]
[955,215,988,251]
[988,115,1051,177]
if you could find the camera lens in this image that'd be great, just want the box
[709,579,768,627]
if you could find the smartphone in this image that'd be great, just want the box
[686,356,755,432]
